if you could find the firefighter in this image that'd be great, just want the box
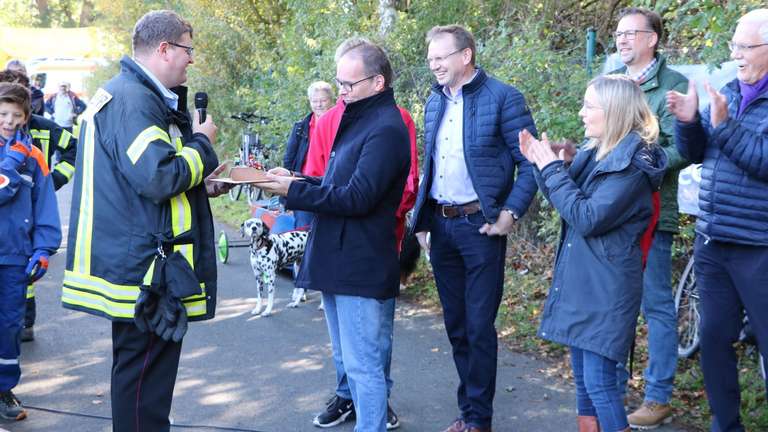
[62,10,227,431]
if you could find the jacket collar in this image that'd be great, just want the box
[431,67,489,97]
[570,132,643,177]
[722,77,768,109]
[637,55,667,91]
[613,55,668,91]
[119,56,189,114]
[343,87,396,119]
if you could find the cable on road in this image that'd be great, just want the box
[24,404,269,432]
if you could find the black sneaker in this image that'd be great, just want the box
[386,402,400,430]
[313,395,354,428]
[21,326,34,343]
[0,390,27,420]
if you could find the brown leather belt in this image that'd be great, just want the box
[436,201,481,218]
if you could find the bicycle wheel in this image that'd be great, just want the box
[674,256,700,358]
[228,184,243,201]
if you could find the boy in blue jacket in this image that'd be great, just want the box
[0,82,61,421]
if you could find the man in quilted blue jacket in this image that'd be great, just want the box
[668,8,768,432]
[412,25,537,432]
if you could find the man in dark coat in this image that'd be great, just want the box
[411,25,537,432]
[668,9,768,432]
[261,37,410,432]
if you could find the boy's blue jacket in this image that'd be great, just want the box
[0,134,62,265]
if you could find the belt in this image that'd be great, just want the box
[436,201,481,218]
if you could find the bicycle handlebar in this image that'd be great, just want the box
[230,112,271,124]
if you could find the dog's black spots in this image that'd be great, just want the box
[242,218,310,316]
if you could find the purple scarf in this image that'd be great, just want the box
[738,73,768,116]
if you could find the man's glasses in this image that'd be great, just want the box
[727,41,768,53]
[335,75,376,92]
[167,41,194,56]
[613,30,654,41]
[426,48,465,66]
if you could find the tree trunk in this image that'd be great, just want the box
[80,0,95,26]
[379,0,396,37]
[36,0,50,27]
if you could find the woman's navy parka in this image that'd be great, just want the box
[535,132,667,362]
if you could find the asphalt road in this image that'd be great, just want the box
[4,183,686,432]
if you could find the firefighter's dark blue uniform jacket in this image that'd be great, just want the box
[28,115,77,190]
[62,56,219,322]
[0,135,61,266]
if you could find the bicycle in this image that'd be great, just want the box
[228,112,273,206]
[674,253,766,379]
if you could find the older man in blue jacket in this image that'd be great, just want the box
[262,37,410,432]
[668,8,768,432]
[412,25,537,432]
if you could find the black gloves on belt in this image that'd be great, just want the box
[134,251,202,342]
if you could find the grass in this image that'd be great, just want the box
[209,192,253,227]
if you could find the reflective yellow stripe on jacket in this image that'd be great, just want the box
[54,161,76,181]
[63,106,207,320]
[30,129,51,160]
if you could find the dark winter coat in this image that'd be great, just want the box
[283,113,312,173]
[536,132,667,362]
[287,88,410,300]
[412,68,537,232]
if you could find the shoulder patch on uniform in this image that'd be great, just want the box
[83,88,113,118]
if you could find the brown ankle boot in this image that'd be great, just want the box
[577,415,600,432]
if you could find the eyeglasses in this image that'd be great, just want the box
[426,48,465,66]
[167,41,194,56]
[727,41,768,53]
[335,75,376,92]
[613,30,654,41]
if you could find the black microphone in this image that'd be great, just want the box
[194,92,208,124]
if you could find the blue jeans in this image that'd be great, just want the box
[429,210,506,429]
[0,265,27,392]
[616,231,677,404]
[323,293,391,432]
[336,298,395,400]
[572,347,629,432]
[694,237,768,432]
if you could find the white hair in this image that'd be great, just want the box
[739,9,768,43]
[307,81,333,99]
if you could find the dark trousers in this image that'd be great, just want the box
[111,321,183,432]
[694,236,768,432]
[429,210,506,429]
[0,266,27,391]
[24,297,35,328]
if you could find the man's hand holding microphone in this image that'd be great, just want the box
[191,92,233,197]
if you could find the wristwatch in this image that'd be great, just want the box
[502,208,520,221]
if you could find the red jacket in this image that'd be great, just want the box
[306,99,418,250]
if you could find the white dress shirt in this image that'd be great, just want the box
[429,82,479,205]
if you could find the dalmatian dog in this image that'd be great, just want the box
[241,218,309,317]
